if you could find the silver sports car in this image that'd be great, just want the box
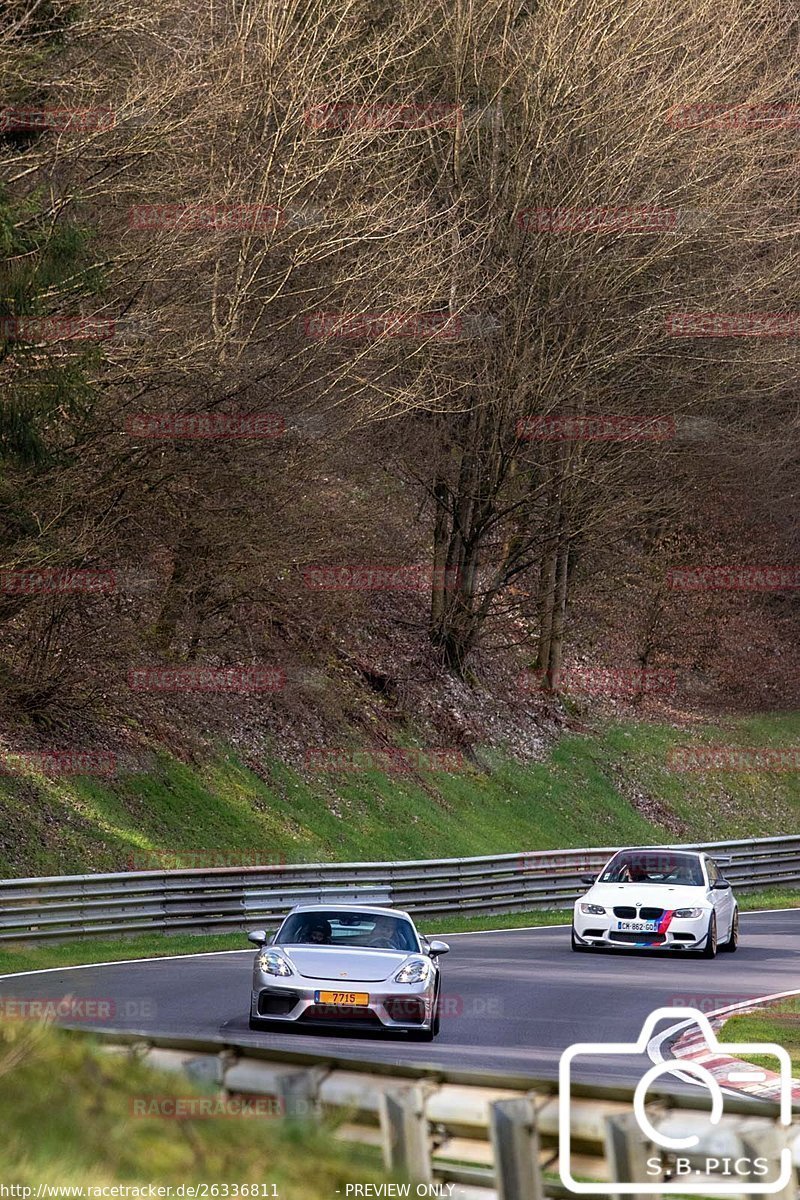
[247,904,449,1040]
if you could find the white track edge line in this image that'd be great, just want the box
[0,906,794,982]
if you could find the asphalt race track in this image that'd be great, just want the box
[1,910,798,1086]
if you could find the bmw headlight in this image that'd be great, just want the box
[258,951,293,977]
[394,958,431,984]
[580,903,606,915]
[674,908,704,918]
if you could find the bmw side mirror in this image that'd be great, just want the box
[247,929,268,946]
[428,940,450,956]
[581,874,598,885]
[711,879,731,890]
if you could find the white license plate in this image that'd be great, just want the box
[616,920,658,932]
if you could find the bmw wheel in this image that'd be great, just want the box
[701,912,717,958]
[720,909,739,953]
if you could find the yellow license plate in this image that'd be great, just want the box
[316,990,369,1006]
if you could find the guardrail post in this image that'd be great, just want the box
[272,1065,321,1122]
[490,1096,544,1200]
[735,1120,797,1200]
[379,1085,433,1184]
[604,1112,656,1200]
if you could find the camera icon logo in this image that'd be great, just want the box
[559,1006,793,1195]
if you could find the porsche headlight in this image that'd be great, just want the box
[394,958,431,984]
[674,908,704,919]
[580,903,606,915]
[258,951,293,977]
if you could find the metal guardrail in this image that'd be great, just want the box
[97,1030,800,1199]
[1,834,799,941]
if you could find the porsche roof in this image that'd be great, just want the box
[286,903,413,919]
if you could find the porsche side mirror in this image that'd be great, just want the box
[247,929,268,946]
[580,874,598,885]
[428,940,450,956]
[711,879,731,890]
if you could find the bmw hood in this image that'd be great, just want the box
[280,947,410,982]
[583,884,711,909]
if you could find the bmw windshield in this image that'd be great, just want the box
[598,851,704,886]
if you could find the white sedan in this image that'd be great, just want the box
[571,848,739,957]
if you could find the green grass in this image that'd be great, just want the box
[426,908,572,934]
[0,1021,390,1196]
[0,713,797,879]
[721,996,800,1075]
[737,888,800,912]
[0,888,796,976]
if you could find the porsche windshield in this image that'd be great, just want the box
[599,851,704,886]
[275,910,420,951]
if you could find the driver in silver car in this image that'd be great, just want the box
[302,918,332,944]
[369,915,405,949]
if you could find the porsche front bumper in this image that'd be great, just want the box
[250,975,436,1032]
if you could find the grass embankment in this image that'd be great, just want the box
[0,888,796,977]
[0,713,797,879]
[0,1021,389,1196]
[722,995,800,1076]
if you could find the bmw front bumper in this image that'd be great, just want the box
[573,907,712,950]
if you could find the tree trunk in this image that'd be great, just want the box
[430,477,450,634]
[546,533,570,691]
[534,537,558,673]
[152,531,195,653]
